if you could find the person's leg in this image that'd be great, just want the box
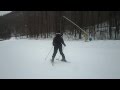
[52,46,58,62]
[59,45,66,61]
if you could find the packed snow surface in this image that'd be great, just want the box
[0,38,120,79]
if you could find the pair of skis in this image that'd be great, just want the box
[50,59,70,66]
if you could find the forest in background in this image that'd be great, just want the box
[0,11,120,40]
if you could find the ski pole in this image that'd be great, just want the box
[45,46,53,61]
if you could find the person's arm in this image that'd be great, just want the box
[53,37,55,46]
[61,37,66,46]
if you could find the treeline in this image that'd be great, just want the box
[0,11,120,40]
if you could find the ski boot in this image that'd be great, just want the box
[51,57,54,66]
[61,58,67,62]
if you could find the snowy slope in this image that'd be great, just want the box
[0,38,120,79]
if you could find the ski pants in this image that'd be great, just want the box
[52,45,65,60]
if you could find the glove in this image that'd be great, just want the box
[64,44,66,47]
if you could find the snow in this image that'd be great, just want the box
[0,38,120,79]
[0,11,11,16]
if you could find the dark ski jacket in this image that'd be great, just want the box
[53,33,66,47]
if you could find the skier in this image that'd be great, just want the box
[51,32,66,63]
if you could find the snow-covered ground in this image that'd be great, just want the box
[0,38,120,79]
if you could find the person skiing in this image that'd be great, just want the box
[51,32,66,63]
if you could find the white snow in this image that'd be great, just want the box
[0,38,120,79]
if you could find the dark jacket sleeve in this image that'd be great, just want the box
[61,37,66,46]
[53,37,55,46]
